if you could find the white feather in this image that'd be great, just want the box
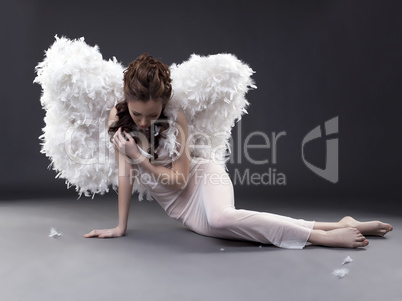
[342,256,353,265]
[167,53,256,170]
[35,36,256,200]
[332,268,350,279]
[49,227,62,238]
[35,35,123,198]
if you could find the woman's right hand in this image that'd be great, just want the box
[83,226,126,238]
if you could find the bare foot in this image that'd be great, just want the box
[308,228,369,248]
[339,216,393,236]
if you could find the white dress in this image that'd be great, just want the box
[136,143,315,250]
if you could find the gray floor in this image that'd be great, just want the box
[1,197,401,301]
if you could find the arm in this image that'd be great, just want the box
[116,147,135,233]
[136,111,190,190]
[113,111,190,190]
[84,107,134,238]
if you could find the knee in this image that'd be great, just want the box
[207,211,235,230]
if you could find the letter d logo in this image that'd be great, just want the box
[301,117,338,183]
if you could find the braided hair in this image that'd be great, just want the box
[108,53,172,161]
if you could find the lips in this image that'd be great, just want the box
[134,124,150,131]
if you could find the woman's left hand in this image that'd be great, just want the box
[112,127,142,161]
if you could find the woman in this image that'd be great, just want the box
[83,54,393,249]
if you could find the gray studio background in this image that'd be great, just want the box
[1,0,401,214]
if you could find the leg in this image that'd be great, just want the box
[199,162,314,249]
[197,162,391,249]
[295,216,392,248]
[313,217,393,236]
[308,228,369,248]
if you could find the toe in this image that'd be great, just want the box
[356,236,366,242]
[357,239,369,247]
[382,224,392,233]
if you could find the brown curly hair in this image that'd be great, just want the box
[108,53,172,161]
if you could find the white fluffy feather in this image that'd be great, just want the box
[35,36,256,200]
[332,268,350,279]
[49,227,62,238]
[168,53,256,169]
[342,256,353,265]
[34,35,122,198]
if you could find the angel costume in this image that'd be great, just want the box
[34,36,315,249]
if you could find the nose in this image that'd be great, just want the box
[138,119,148,128]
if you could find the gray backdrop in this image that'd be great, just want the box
[1,0,401,213]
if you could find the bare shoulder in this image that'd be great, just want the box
[109,106,118,121]
[108,106,118,127]
[175,110,188,130]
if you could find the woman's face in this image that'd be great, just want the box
[127,99,163,130]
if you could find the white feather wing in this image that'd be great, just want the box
[34,36,123,198]
[169,53,256,170]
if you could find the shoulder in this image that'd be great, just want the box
[109,106,118,120]
[174,110,188,130]
[108,106,118,127]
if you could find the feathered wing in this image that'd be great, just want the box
[34,36,122,198]
[35,36,256,199]
[166,53,256,170]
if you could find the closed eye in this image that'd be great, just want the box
[132,112,158,118]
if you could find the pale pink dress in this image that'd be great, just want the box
[135,143,315,249]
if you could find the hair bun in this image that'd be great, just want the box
[124,53,172,102]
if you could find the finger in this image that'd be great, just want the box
[120,130,129,142]
[114,128,124,140]
[113,133,124,147]
[115,130,126,143]
[116,139,123,149]
[113,129,120,139]
[124,131,137,144]
[83,230,98,238]
[124,131,133,142]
